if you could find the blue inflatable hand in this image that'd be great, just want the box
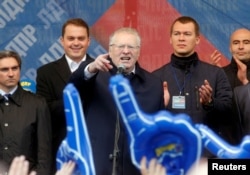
[56,83,96,175]
[196,124,250,158]
[109,75,202,175]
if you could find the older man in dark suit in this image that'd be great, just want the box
[36,18,93,173]
[70,27,165,175]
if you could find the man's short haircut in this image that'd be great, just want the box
[109,27,141,46]
[170,16,200,36]
[61,18,90,37]
[0,50,22,69]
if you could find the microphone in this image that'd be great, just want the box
[111,63,125,175]
[117,64,125,74]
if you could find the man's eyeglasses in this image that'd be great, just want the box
[110,44,140,51]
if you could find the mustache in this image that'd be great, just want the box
[232,51,250,60]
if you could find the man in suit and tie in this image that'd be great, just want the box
[36,18,94,173]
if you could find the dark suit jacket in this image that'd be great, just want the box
[70,61,165,175]
[36,54,94,167]
[234,84,250,135]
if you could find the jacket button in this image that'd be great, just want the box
[109,154,113,160]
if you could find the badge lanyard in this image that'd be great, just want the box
[170,65,192,95]
[171,65,192,109]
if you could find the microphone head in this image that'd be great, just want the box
[117,64,125,74]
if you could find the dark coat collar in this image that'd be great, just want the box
[2,85,25,106]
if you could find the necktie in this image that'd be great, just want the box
[124,72,134,80]
[3,94,10,106]
[3,94,9,100]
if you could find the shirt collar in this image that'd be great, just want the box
[130,66,136,74]
[65,54,87,72]
[0,85,18,96]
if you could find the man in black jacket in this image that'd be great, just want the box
[70,27,165,175]
[153,16,237,146]
[0,50,52,174]
[36,18,93,173]
[212,28,250,88]
[232,48,250,135]
[211,28,250,141]
[222,28,250,139]
[234,83,250,135]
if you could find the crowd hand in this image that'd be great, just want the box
[8,156,36,175]
[210,50,222,67]
[88,53,113,73]
[234,57,249,85]
[199,80,213,105]
[163,81,170,107]
[186,158,208,175]
[55,161,75,175]
[140,156,166,175]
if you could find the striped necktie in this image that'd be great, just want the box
[3,94,10,101]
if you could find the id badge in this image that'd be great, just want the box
[172,96,186,109]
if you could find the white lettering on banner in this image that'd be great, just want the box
[39,38,64,65]
[0,0,29,28]
[5,24,36,57]
[37,0,65,29]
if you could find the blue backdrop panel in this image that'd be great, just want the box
[0,0,249,80]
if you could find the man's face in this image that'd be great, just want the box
[61,24,90,62]
[0,57,20,92]
[170,21,200,57]
[230,29,250,62]
[109,32,140,73]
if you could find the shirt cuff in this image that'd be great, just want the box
[84,64,97,80]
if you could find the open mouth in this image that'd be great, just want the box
[121,57,131,60]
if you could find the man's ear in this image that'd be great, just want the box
[195,36,200,45]
[229,46,232,53]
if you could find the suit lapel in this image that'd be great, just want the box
[55,54,94,83]
[55,56,72,83]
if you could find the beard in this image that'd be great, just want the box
[232,51,250,62]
